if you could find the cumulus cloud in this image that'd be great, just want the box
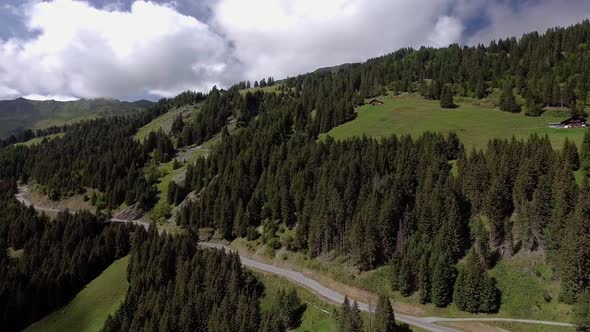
[213,0,460,79]
[428,16,464,48]
[0,0,241,100]
[0,0,589,100]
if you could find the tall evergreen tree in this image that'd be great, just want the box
[375,295,397,332]
[440,84,456,109]
[500,82,521,113]
[453,249,499,313]
[560,184,590,304]
[431,250,457,307]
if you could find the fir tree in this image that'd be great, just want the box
[374,295,397,332]
[453,249,499,313]
[418,254,431,304]
[431,250,457,307]
[440,84,456,109]
[500,82,521,113]
[524,95,544,116]
[560,184,590,304]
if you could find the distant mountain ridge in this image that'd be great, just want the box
[0,97,153,137]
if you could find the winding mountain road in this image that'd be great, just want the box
[13,186,574,331]
[15,185,150,229]
[200,242,575,332]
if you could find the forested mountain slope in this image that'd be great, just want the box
[0,97,153,139]
[2,19,590,332]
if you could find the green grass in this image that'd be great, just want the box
[254,270,427,332]
[135,104,198,141]
[239,84,282,95]
[482,321,574,332]
[488,252,572,322]
[324,93,585,150]
[254,272,334,332]
[229,236,574,324]
[15,133,64,147]
[25,256,130,332]
[146,145,210,222]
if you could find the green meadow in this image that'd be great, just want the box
[324,93,585,150]
[25,256,130,332]
[135,104,198,141]
[255,272,334,332]
[15,133,65,147]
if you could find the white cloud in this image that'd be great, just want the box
[23,94,79,101]
[428,16,464,48]
[0,0,240,99]
[212,0,459,80]
[1,0,590,100]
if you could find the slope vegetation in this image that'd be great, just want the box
[324,93,584,150]
[24,256,130,332]
[0,97,152,137]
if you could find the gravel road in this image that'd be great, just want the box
[200,242,575,332]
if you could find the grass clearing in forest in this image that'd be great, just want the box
[253,270,426,332]
[135,104,198,141]
[255,271,334,332]
[24,256,130,332]
[15,133,64,147]
[438,321,574,332]
[488,252,572,322]
[324,93,585,150]
[239,84,282,95]
[146,144,210,222]
[227,237,574,324]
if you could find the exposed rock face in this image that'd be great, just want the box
[113,203,145,221]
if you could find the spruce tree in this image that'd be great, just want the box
[560,185,590,304]
[500,82,521,113]
[418,254,431,304]
[563,139,580,171]
[431,250,456,307]
[440,84,456,108]
[337,297,364,332]
[374,295,397,332]
[524,95,544,116]
[453,249,499,313]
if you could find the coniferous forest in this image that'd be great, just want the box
[0,185,134,332]
[2,20,590,331]
[103,228,262,332]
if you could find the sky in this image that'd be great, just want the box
[0,0,589,101]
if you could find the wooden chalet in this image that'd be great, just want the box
[549,115,587,128]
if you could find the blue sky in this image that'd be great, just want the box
[0,0,588,101]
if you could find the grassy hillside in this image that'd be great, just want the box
[24,256,130,332]
[255,272,334,332]
[324,93,584,150]
[134,104,198,141]
[0,97,152,138]
[227,236,574,326]
[15,133,64,147]
[239,84,282,95]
